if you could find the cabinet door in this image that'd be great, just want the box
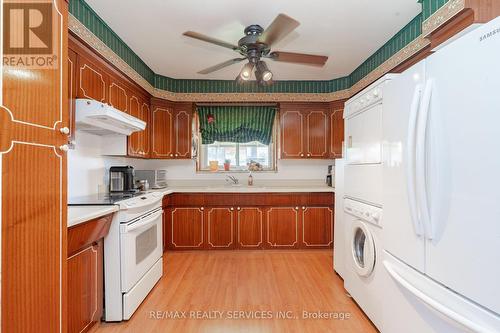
[127,94,142,157]
[174,104,192,159]
[68,241,103,333]
[280,110,304,158]
[151,106,174,158]
[206,208,235,249]
[170,208,204,249]
[305,110,328,158]
[108,77,129,113]
[302,207,333,248]
[266,207,300,248]
[140,102,151,157]
[330,108,344,158]
[77,55,108,103]
[236,207,263,249]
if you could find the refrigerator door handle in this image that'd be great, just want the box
[384,260,492,333]
[416,79,434,240]
[406,84,423,236]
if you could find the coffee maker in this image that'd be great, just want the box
[109,166,136,193]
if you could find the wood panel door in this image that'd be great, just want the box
[206,207,235,249]
[108,78,129,113]
[140,101,151,157]
[1,1,68,331]
[68,241,103,333]
[174,103,192,159]
[266,207,300,248]
[306,110,328,158]
[151,105,174,158]
[236,207,264,249]
[280,110,304,158]
[329,100,345,158]
[77,55,108,103]
[127,94,142,157]
[302,207,333,248]
[169,207,204,249]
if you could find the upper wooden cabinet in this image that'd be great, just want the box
[108,77,129,113]
[150,99,192,159]
[329,100,346,158]
[280,103,330,159]
[77,55,108,103]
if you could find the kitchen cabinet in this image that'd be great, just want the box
[150,99,192,159]
[1,1,68,331]
[236,207,264,249]
[168,207,205,249]
[77,54,109,103]
[127,94,151,158]
[266,207,301,248]
[280,103,330,159]
[108,77,129,113]
[301,206,333,248]
[67,214,112,333]
[329,100,346,158]
[163,193,333,251]
[151,100,175,158]
[206,207,235,249]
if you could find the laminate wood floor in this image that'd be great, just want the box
[95,250,377,333]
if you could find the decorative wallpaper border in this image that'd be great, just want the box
[69,13,429,102]
[422,0,464,36]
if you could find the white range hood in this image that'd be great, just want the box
[75,98,145,136]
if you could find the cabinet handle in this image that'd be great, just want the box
[170,154,173,157]
[307,153,311,157]
[230,207,234,211]
[59,144,69,152]
[300,153,304,157]
[59,127,70,135]
[175,154,179,157]
[200,207,204,211]
[237,207,241,211]
[302,206,306,210]
[295,206,299,210]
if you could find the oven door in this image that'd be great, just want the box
[120,208,163,292]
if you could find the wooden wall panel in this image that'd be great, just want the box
[1,1,68,331]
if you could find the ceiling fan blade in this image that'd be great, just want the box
[183,31,239,50]
[269,51,328,66]
[197,58,246,74]
[258,14,300,46]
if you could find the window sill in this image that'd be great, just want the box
[196,169,278,174]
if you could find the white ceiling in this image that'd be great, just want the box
[85,0,421,81]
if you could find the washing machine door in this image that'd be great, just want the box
[351,220,375,277]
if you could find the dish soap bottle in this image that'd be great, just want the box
[248,172,254,186]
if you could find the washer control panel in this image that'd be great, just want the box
[344,198,382,227]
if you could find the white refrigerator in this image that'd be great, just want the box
[382,17,500,332]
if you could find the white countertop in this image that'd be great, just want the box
[68,205,119,228]
[68,181,333,227]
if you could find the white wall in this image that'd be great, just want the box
[68,130,334,198]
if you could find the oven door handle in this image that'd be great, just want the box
[123,210,163,233]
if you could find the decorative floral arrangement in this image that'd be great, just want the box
[247,160,263,172]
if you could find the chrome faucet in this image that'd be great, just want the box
[225,175,239,185]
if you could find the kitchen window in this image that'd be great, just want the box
[196,105,277,172]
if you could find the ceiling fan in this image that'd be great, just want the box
[183,14,328,85]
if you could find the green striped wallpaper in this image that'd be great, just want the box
[69,0,425,93]
[421,0,450,20]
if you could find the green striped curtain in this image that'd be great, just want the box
[197,105,276,145]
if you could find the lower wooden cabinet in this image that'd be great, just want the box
[162,193,334,251]
[266,207,300,248]
[67,214,112,333]
[206,207,235,249]
[167,207,204,249]
[236,207,264,249]
[68,241,103,333]
[302,206,333,248]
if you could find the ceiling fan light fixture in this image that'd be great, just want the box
[239,62,254,80]
[256,61,273,82]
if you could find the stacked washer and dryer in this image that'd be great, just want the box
[340,75,395,332]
